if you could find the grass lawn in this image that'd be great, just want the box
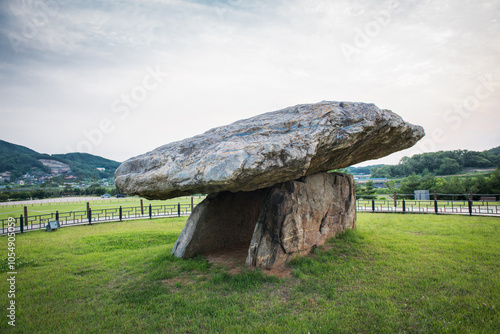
[1,213,498,333]
[0,196,205,221]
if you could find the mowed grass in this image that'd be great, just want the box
[0,196,205,221]
[0,213,498,333]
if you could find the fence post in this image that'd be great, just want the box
[468,199,472,216]
[191,196,194,213]
[24,206,28,227]
[434,198,438,214]
[119,206,122,222]
[149,204,152,219]
[88,208,92,225]
[469,191,473,202]
[402,199,406,214]
[20,215,23,233]
[178,203,181,217]
[372,199,375,212]
[393,191,397,208]
[141,199,144,216]
[55,211,59,222]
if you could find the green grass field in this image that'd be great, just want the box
[1,213,498,333]
[0,196,205,221]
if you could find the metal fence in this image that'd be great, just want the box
[356,199,500,216]
[2,195,499,236]
[1,201,197,235]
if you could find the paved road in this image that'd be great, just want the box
[0,196,113,206]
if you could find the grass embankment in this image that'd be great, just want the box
[0,213,498,333]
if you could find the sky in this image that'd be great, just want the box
[0,0,499,166]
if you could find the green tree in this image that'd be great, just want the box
[487,169,500,193]
[356,181,377,199]
[438,158,461,175]
[435,177,466,197]
[399,174,423,194]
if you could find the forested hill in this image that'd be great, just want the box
[51,153,121,179]
[0,139,120,179]
[369,147,500,178]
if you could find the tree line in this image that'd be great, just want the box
[370,148,500,178]
[397,169,500,198]
[356,169,500,200]
[0,186,119,202]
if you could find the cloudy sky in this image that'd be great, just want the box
[0,0,499,165]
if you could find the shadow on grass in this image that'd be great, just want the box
[72,232,179,255]
[117,228,365,305]
[290,229,365,268]
[289,229,367,295]
[117,252,279,305]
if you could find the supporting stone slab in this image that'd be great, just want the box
[172,172,356,268]
[171,189,268,259]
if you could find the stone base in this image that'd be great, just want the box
[171,172,356,268]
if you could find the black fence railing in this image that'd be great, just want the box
[2,195,498,236]
[356,198,499,216]
[1,201,199,235]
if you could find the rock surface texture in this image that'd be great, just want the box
[115,101,425,200]
[172,172,356,268]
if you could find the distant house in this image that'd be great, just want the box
[355,177,389,189]
[355,178,388,184]
[0,171,11,182]
[96,167,106,172]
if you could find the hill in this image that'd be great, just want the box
[0,140,51,178]
[51,153,121,179]
[370,147,500,178]
[0,139,120,180]
[488,146,500,156]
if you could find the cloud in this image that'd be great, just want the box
[0,0,498,164]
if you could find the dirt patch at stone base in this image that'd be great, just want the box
[205,246,292,279]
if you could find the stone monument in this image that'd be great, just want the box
[115,101,424,268]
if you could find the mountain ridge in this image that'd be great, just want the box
[0,139,120,179]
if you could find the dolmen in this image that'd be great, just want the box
[115,101,424,268]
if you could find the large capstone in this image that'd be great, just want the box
[115,101,424,200]
[172,172,356,268]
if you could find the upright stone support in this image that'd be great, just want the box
[172,172,356,269]
[247,173,356,268]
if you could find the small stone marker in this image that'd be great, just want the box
[46,221,60,232]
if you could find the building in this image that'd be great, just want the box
[38,159,71,175]
[354,177,390,189]
[414,190,430,200]
[0,171,11,182]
